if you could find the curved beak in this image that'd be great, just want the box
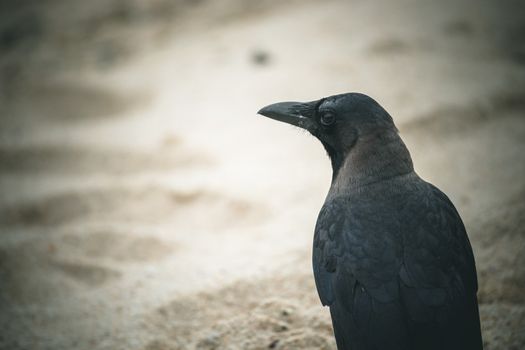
[258,100,318,131]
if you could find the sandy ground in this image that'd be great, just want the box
[0,0,524,349]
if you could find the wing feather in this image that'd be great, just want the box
[312,180,482,349]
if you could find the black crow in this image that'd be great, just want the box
[258,93,482,350]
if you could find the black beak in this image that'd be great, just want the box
[258,101,318,130]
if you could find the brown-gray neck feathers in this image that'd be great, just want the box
[328,129,414,198]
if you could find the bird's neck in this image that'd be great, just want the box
[329,129,414,196]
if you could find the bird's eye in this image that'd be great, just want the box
[320,112,336,126]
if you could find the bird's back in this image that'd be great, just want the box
[313,173,482,350]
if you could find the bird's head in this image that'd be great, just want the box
[258,93,399,171]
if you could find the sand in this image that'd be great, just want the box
[0,0,524,349]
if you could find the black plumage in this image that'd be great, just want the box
[258,93,482,350]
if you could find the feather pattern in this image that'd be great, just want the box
[313,177,482,350]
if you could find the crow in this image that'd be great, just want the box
[258,93,483,350]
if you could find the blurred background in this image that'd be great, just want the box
[0,0,524,349]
